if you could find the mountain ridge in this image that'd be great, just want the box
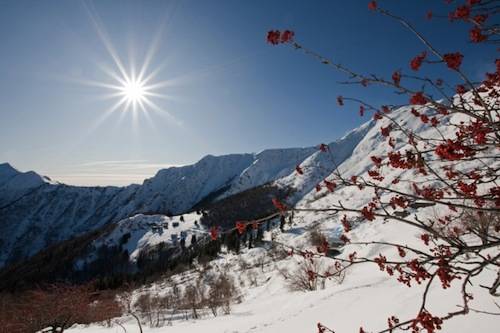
[0,127,369,267]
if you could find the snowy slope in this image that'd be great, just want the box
[276,121,373,202]
[0,184,138,267]
[68,97,499,333]
[77,212,207,267]
[218,147,317,199]
[68,220,498,333]
[132,153,255,214]
[298,103,498,213]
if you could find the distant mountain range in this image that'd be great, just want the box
[0,122,371,267]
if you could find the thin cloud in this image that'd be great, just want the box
[51,173,152,186]
[79,160,149,167]
[50,160,185,186]
[78,160,182,170]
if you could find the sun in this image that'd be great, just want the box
[75,2,184,131]
[121,79,146,103]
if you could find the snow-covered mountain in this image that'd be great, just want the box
[67,96,499,333]
[277,121,373,202]
[0,133,366,267]
[217,147,317,200]
[0,162,52,207]
[1,87,497,333]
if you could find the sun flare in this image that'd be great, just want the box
[76,2,184,132]
[121,79,146,103]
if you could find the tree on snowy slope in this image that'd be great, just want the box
[264,1,500,332]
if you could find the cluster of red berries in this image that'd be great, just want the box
[266,30,295,45]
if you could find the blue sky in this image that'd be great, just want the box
[0,0,495,185]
